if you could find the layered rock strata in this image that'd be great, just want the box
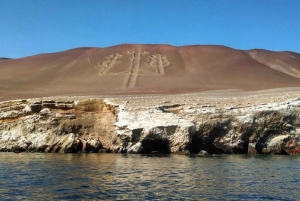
[1,91,300,155]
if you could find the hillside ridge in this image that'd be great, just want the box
[1,44,300,101]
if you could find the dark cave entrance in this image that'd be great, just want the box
[187,135,203,154]
[241,136,249,154]
[140,139,170,154]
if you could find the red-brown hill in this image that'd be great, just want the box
[1,44,300,101]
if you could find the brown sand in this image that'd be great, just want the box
[1,44,300,101]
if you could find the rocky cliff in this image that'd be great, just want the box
[1,91,300,155]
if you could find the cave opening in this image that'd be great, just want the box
[208,127,227,142]
[187,135,203,154]
[140,139,170,154]
[255,140,265,154]
[241,136,249,154]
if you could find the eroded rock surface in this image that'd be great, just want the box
[1,90,300,155]
[0,99,118,153]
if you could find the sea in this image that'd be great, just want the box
[0,153,299,200]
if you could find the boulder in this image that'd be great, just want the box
[39,108,51,116]
[198,150,208,156]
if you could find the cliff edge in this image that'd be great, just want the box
[1,90,300,155]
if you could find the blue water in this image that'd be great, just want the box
[0,153,299,200]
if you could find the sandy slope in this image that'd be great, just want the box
[1,44,300,101]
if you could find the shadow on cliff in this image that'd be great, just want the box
[140,139,170,154]
[187,128,226,155]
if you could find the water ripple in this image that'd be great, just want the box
[0,153,299,200]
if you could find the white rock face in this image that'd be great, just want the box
[115,105,195,153]
[0,91,300,154]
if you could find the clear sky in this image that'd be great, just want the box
[1,0,300,58]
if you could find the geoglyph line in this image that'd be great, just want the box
[98,53,123,75]
[147,54,170,75]
[87,50,102,73]
[92,49,171,88]
[124,49,149,88]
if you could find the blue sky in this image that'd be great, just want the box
[1,0,300,58]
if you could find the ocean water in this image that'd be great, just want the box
[0,153,299,200]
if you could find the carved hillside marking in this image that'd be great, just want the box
[147,54,170,75]
[88,49,171,88]
[124,49,149,88]
[98,53,123,75]
[87,50,102,73]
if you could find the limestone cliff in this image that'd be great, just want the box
[1,91,300,155]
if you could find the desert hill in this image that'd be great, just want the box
[1,44,300,101]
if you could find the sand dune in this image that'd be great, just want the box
[1,44,300,101]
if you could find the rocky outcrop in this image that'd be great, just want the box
[0,99,119,153]
[1,93,300,155]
